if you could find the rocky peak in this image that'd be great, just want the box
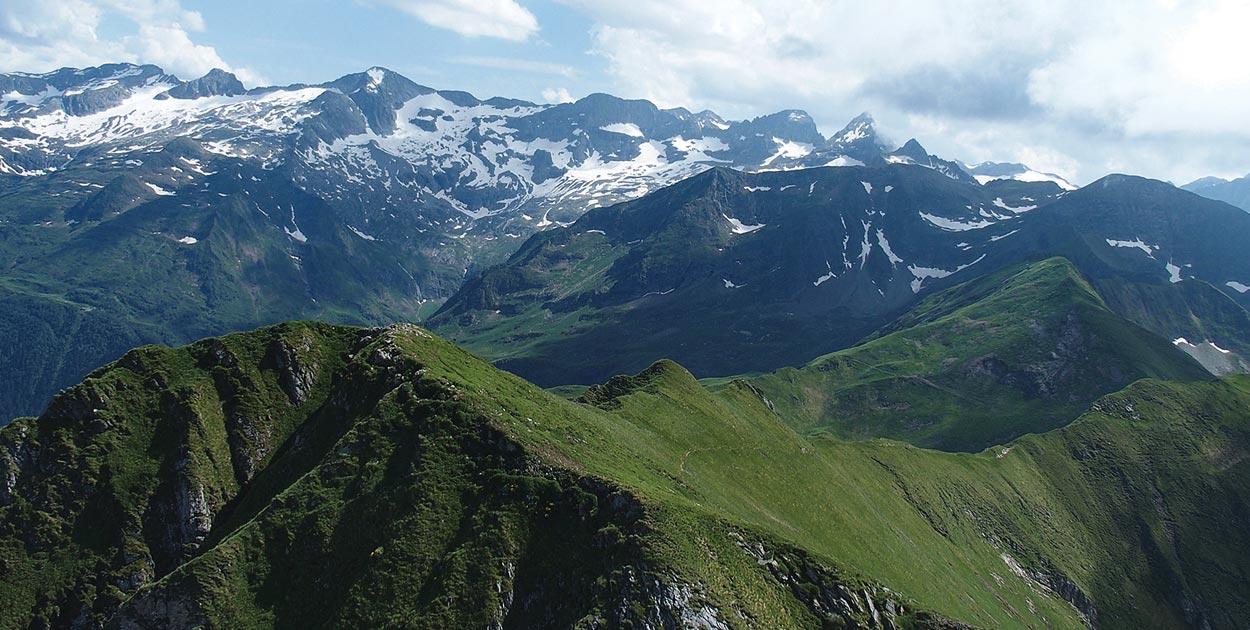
[893,138,930,163]
[158,69,246,100]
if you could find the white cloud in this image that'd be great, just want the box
[0,0,261,85]
[380,0,538,41]
[561,0,1250,184]
[542,87,575,103]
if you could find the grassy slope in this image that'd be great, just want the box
[741,258,1210,451]
[0,324,956,629]
[4,323,1248,627]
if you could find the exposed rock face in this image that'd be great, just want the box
[113,587,207,630]
[0,422,37,507]
[999,551,1097,628]
[588,567,730,630]
[264,333,319,405]
[142,394,221,574]
[733,533,973,630]
[157,69,245,100]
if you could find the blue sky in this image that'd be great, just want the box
[183,0,607,102]
[3,0,1250,186]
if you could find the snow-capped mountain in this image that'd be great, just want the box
[0,62,1098,421]
[965,161,1077,190]
[431,168,1250,387]
[1,63,1057,246]
[0,64,906,235]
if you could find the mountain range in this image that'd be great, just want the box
[1183,174,1250,213]
[3,61,1250,629]
[430,166,1250,389]
[0,63,1087,422]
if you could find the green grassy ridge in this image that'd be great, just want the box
[0,323,962,629]
[739,258,1211,451]
[541,360,1250,629]
[4,323,1249,628]
[0,322,364,627]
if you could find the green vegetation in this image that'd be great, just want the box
[742,258,1211,451]
[0,148,444,423]
[3,321,1248,628]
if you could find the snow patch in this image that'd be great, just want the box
[920,212,993,231]
[723,214,765,234]
[743,186,772,192]
[349,225,378,241]
[641,288,676,298]
[284,205,308,243]
[908,255,986,293]
[1176,337,1233,354]
[145,182,174,196]
[1166,262,1183,283]
[858,221,873,268]
[723,278,745,289]
[861,181,873,195]
[761,137,812,166]
[992,197,1036,213]
[1226,281,1249,293]
[366,68,385,91]
[975,170,1077,191]
[876,229,903,266]
[813,260,837,287]
[824,156,864,167]
[176,236,197,244]
[600,122,644,137]
[1105,238,1158,257]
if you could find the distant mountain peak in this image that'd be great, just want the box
[157,68,245,100]
[829,112,876,144]
[894,138,929,161]
[966,160,1077,191]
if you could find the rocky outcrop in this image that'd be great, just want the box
[732,532,975,630]
[157,69,245,100]
[142,393,221,575]
[264,332,319,406]
[999,552,1097,627]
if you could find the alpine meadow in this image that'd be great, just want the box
[2,2,1250,629]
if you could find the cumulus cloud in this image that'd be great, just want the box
[380,0,538,41]
[541,87,575,103]
[562,0,1250,184]
[0,0,261,84]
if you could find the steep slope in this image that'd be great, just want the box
[430,164,1057,386]
[741,258,1210,451]
[0,322,972,629]
[3,324,1250,628]
[1011,175,1250,357]
[0,138,443,423]
[432,167,1250,387]
[431,170,1250,389]
[0,63,977,423]
[1183,174,1250,213]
